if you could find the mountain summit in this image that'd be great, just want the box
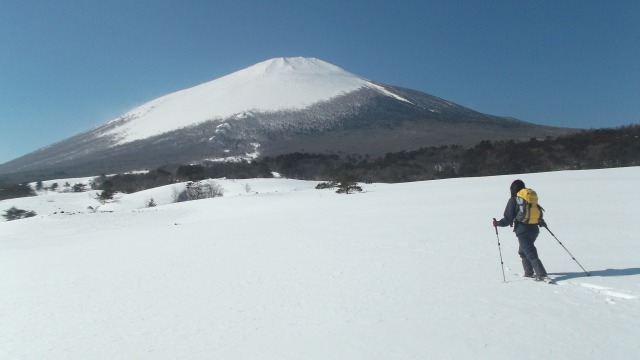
[103,57,411,145]
[0,57,573,180]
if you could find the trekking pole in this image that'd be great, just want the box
[542,224,590,276]
[492,218,506,283]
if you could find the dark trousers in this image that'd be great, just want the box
[517,231,540,262]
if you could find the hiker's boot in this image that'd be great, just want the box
[522,259,534,278]
[531,259,548,280]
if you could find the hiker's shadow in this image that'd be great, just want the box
[550,268,640,282]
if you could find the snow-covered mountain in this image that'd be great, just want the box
[103,57,412,145]
[0,57,574,180]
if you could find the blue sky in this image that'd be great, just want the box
[1,0,638,164]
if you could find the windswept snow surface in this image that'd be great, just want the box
[103,57,410,144]
[1,168,639,359]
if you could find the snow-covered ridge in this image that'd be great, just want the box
[102,57,411,145]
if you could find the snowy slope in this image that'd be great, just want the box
[1,168,639,359]
[102,57,410,145]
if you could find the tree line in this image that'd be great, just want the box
[1,124,638,200]
[260,124,640,182]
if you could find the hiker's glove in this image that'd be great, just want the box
[493,218,498,227]
[538,220,547,228]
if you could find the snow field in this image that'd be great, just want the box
[1,168,639,359]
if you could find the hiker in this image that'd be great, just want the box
[493,180,548,280]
